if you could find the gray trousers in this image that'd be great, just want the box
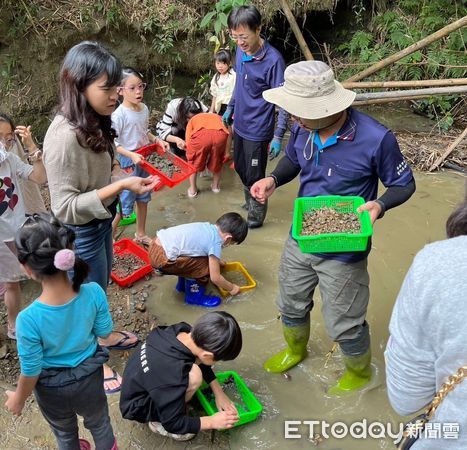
[34,367,115,450]
[277,236,370,356]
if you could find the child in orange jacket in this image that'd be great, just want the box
[185,113,229,197]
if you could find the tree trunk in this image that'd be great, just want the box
[279,0,314,61]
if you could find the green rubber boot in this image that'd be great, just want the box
[328,349,372,395]
[264,321,310,373]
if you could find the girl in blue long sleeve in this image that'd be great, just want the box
[5,214,117,450]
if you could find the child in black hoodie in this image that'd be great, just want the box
[119,311,242,440]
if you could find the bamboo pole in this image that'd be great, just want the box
[343,78,467,89]
[353,95,434,106]
[355,85,467,101]
[279,0,314,61]
[345,15,467,82]
[429,126,467,171]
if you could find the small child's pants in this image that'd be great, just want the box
[120,164,151,216]
[34,367,115,450]
[186,128,228,173]
[148,240,210,285]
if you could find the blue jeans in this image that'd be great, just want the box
[68,219,113,292]
[120,164,151,216]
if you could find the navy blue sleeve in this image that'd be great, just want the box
[228,50,242,110]
[268,53,289,139]
[284,125,302,167]
[374,131,413,187]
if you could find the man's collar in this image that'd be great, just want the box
[241,39,269,62]
[337,108,357,141]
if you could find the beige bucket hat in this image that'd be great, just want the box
[263,60,356,120]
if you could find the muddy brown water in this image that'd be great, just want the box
[1,104,465,448]
[0,166,464,449]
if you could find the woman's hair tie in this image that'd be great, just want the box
[54,249,75,271]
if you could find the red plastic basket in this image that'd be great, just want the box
[111,238,153,287]
[136,143,196,188]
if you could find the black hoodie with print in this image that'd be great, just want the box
[119,322,216,434]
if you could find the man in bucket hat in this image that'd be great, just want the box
[252,61,416,394]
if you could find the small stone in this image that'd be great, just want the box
[142,292,149,299]
[0,345,8,359]
[135,302,146,312]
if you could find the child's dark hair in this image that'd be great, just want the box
[216,212,248,244]
[214,49,233,85]
[176,97,203,129]
[120,66,144,86]
[228,5,262,31]
[59,41,121,155]
[446,184,467,238]
[192,311,242,361]
[0,113,15,131]
[15,214,89,292]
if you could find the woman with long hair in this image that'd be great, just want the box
[43,41,158,394]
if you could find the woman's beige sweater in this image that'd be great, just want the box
[43,115,116,225]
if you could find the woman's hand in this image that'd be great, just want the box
[15,125,36,151]
[5,390,25,416]
[122,175,160,194]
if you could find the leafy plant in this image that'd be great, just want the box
[200,0,249,51]
[338,0,467,128]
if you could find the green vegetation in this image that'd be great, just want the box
[338,0,467,129]
[200,0,249,51]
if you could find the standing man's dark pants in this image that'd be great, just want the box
[233,132,269,228]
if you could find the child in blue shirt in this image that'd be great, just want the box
[5,214,117,450]
[148,212,248,307]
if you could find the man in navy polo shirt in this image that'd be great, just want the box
[251,61,415,394]
[223,5,288,228]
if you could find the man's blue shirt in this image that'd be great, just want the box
[229,41,286,142]
[285,108,414,262]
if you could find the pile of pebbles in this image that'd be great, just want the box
[112,253,146,279]
[301,207,360,235]
[146,153,181,178]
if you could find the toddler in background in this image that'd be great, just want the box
[209,49,236,162]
